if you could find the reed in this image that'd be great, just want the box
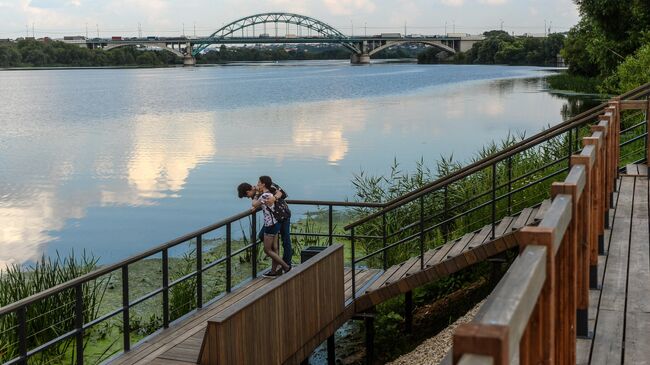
[0,252,108,364]
[350,130,573,268]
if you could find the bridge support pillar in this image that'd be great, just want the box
[183,55,196,67]
[350,53,370,65]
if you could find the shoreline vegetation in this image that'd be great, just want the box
[0,39,414,69]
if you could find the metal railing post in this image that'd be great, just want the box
[420,196,425,270]
[251,213,258,278]
[226,223,232,292]
[162,249,169,328]
[351,227,356,299]
[507,156,513,215]
[75,284,84,365]
[491,162,497,239]
[382,213,387,270]
[196,235,203,308]
[328,205,334,246]
[121,265,130,352]
[568,128,573,168]
[443,185,449,242]
[17,306,27,365]
[646,96,650,165]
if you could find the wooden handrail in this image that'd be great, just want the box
[451,95,624,365]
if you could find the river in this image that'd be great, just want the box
[0,61,592,267]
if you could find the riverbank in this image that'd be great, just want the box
[545,72,604,94]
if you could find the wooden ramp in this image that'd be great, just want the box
[353,203,546,312]
[577,175,650,365]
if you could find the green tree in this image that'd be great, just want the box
[602,43,650,94]
[0,44,21,66]
[136,52,158,65]
[563,0,650,77]
[561,19,600,76]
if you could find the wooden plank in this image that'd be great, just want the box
[446,233,476,259]
[406,248,437,276]
[425,241,456,267]
[443,235,479,273]
[511,208,533,231]
[637,164,648,176]
[590,309,624,365]
[525,207,539,226]
[624,178,650,364]
[365,264,401,293]
[384,256,421,286]
[626,164,639,175]
[590,177,635,365]
[624,312,650,365]
[465,225,493,259]
[534,199,552,221]
[599,177,634,312]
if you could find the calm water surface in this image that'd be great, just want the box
[0,61,583,267]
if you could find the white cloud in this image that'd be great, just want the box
[323,0,376,16]
[477,0,507,4]
[529,6,538,16]
[440,0,464,6]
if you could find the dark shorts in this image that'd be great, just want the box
[263,222,281,235]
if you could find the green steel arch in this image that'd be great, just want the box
[192,12,360,56]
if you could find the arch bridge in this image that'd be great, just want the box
[86,12,472,65]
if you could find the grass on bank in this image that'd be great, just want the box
[546,73,604,94]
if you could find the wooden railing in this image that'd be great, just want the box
[198,244,345,365]
[451,99,624,365]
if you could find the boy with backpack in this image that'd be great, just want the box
[237,176,293,275]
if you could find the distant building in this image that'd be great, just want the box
[522,33,547,38]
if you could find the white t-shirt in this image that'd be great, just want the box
[258,192,277,227]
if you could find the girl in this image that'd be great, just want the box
[252,180,291,278]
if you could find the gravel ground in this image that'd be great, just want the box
[386,300,485,365]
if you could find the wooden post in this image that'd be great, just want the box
[517,227,555,365]
[583,133,605,255]
[453,324,509,365]
[570,149,595,336]
[592,120,610,228]
[551,169,583,364]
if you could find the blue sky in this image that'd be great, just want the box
[0,0,579,38]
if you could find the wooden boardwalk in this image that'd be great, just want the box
[110,201,550,364]
[577,173,650,365]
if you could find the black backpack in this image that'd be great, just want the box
[271,199,291,222]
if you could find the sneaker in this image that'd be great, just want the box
[263,270,280,278]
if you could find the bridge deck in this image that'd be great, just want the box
[110,200,548,364]
[577,173,650,365]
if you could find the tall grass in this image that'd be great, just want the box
[350,130,576,268]
[0,252,108,364]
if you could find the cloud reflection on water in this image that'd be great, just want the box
[0,98,366,267]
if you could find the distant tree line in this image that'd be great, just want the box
[0,39,180,67]
[0,39,419,68]
[196,44,414,63]
[417,30,565,66]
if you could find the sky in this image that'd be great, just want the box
[0,0,580,39]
